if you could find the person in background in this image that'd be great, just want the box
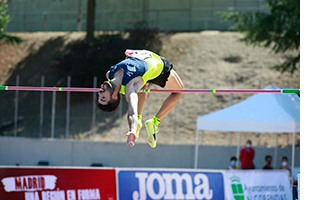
[239,140,255,169]
[263,155,273,170]
[227,156,240,170]
[279,156,292,178]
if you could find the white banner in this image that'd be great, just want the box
[225,170,292,200]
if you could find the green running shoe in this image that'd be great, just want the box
[145,118,159,148]
[135,118,142,142]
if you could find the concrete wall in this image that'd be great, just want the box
[0,137,299,170]
[6,0,267,32]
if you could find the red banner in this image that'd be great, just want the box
[0,167,116,200]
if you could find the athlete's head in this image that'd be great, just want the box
[96,81,120,112]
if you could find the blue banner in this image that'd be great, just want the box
[117,169,224,200]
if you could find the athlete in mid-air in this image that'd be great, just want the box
[96,49,184,148]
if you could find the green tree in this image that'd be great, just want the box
[0,0,9,35]
[0,0,21,44]
[219,0,300,74]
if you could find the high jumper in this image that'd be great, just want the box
[96,49,184,148]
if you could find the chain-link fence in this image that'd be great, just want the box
[6,0,268,32]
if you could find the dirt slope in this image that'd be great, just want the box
[0,31,300,147]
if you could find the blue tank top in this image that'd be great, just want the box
[108,57,148,86]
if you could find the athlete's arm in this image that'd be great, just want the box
[124,78,144,147]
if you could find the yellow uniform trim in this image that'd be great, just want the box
[109,50,164,95]
[141,52,164,85]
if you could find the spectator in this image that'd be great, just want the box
[279,156,292,178]
[263,155,273,170]
[239,140,255,169]
[227,156,240,170]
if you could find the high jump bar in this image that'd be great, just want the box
[0,86,300,94]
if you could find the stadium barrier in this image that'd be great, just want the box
[0,166,293,200]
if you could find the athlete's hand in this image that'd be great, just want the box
[126,132,136,147]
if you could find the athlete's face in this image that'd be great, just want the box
[98,81,113,105]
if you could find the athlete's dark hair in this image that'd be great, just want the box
[265,155,272,161]
[96,92,120,112]
[96,82,120,112]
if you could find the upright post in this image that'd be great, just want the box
[65,76,71,139]
[39,75,45,137]
[257,80,261,146]
[201,79,205,114]
[291,130,296,186]
[201,79,205,144]
[227,80,234,145]
[274,133,278,169]
[92,76,97,138]
[51,88,56,138]
[236,132,241,167]
[14,75,20,137]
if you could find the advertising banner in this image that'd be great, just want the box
[0,167,116,200]
[225,170,292,200]
[116,168,225,200]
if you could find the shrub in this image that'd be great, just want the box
[0,0,21,44]
[0,0,9,34]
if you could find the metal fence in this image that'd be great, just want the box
[6,0,268,32]
[0,74,295,148]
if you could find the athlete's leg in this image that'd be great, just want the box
[135,83,149,142]
[138,83,149,115]
[145,69,183,148]
[155,69,184,120]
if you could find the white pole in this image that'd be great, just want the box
[14,75,19,137]
[291,130,296,186]
[274,133,278,169]
[202,79,205,114]
[65,76,71,139]
[201,79,205,144]
[227,80,234,145]
[39,75,45,138]
[194,129,199,169]
[51,88,56,138]
[236,132,241,167]
[92,76,97,138]
[258,81,261,146]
